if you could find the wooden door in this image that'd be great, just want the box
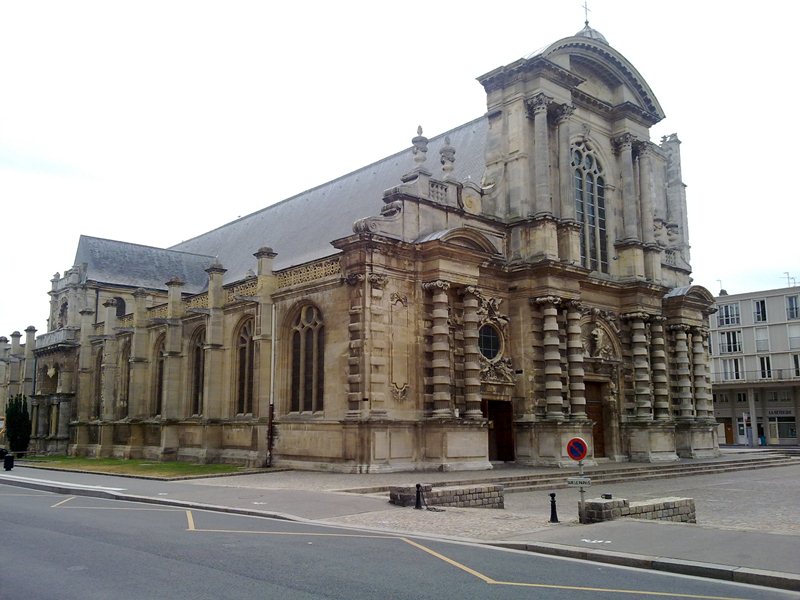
[585,382,605,457]
[723,419,734,445]
[485,400,515,462]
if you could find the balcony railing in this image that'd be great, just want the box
[711,368,800,384]
[35,328,78,350]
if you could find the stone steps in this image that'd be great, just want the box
[506,457,800,492]
[340,454,799,495]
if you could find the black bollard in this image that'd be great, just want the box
[549,492,559,523]
[414,483,423,510]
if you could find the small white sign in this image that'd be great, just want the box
[567,476,591,487]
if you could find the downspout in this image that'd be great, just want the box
[267,303,276,466]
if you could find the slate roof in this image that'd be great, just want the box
[74,235,215,294]
[169,117,488,283]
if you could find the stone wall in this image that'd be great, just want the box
[389,483,504,509]
[584,496,695,523]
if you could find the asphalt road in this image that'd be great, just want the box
[0,488,794,600]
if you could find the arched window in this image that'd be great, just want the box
[235,319,255,415]
[190,327,206,416]
[118,340,131,418]
[114,297,127,318]
[153,336,166,416]
[290,305,325,412]
[572,141,608,273]
[93,349,103,419]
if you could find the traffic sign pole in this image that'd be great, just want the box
[578,459,586,523]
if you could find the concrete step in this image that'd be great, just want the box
[340,455,799,495]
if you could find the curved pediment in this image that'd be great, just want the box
[416,228,501,255]
[539,36,665,124]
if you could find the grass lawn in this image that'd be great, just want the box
[19,455,252,479]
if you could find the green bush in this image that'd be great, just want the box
[5,394,31,454]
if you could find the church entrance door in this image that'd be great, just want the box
[483,399,514,462]
[585,382,605,458]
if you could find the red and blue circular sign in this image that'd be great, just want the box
[566,437,589,461]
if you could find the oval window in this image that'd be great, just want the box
[478,324,502,361]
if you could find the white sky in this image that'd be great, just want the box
[1,0,798,338]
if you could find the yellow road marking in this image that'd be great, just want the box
[400,537,497,584]
[51,496,75,508]
[186,510,196,531]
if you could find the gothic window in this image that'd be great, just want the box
[93,349,103,419]
[571,141,608,272]
[118,340,131,418]
[235,318,255,415]
[153,336,166,416]
[190,327,206,416]
[290,305,325,413]
[114,297,127,318]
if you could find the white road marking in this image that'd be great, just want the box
[0,474,126,491]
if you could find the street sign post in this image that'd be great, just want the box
[566,476,591,487]
[565,437,590,523]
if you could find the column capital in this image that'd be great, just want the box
[564,299,583,312]
[367,273,388,289]
[554,103,575,124]
[422,280,451,292]
[525,92,553,117]
[531,295,561,307]
[612,132,637,152]
[344,272,365,286]
[621,311,650,322]
[669,323,691,333]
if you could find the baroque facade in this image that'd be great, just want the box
[0,23,719,471]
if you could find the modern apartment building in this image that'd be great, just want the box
[709,286,800,445]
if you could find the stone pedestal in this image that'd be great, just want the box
[621,422,678,462]
[675,421,721,459]
[517,420,595,467]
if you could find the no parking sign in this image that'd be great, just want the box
[566,437,588,461]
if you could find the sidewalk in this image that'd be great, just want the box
[1,451,799,592]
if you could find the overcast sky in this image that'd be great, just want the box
[1,0,798,338]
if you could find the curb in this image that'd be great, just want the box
[3,476,799,593]
[488,541,800,592]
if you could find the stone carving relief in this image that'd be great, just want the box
[581,307,620,360]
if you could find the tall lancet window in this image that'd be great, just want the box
[235,318,255,415]
[290,305,325,413]
[572,141,608,272]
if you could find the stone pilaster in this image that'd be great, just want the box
[163,279,184,419]
[23,326,36,396]
[367,273,389,418]
[692,326,713,422]
[255,247,278,420]
[76,309,95,421]
[345,273,365,418]
[625,312,653,421]
[424,280,453,417]
[530,93,552,217]
[650,317,671,421]
[614,133,639,242]
[565,300,586,419]
[128,289,149,419]
[535,296,564,421]
[460,286,483,419]
[671,324,694,420]
[205,262,226,420]
[101,299,118,421]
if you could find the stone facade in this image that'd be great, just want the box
[0,23,719,470]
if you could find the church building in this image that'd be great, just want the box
[0,23,719,471]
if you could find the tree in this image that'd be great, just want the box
[5,394,31,455]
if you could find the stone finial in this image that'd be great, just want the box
[440,136,455,175]
[412,125,428,165]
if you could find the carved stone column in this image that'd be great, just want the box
[556,104,575,221]
[460,286,483,419]
[692,326,713,421]
[625,312,653,421]
[345,273,366,418]
[424,280,453,417]
[100,299,118,421]
[565,300,586,419]
[530,93,552,217]
[650,317,670,421]
[671,324,694,420]
[536,296,563,421]
[638,143,656,245]
[614,133,639,241]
